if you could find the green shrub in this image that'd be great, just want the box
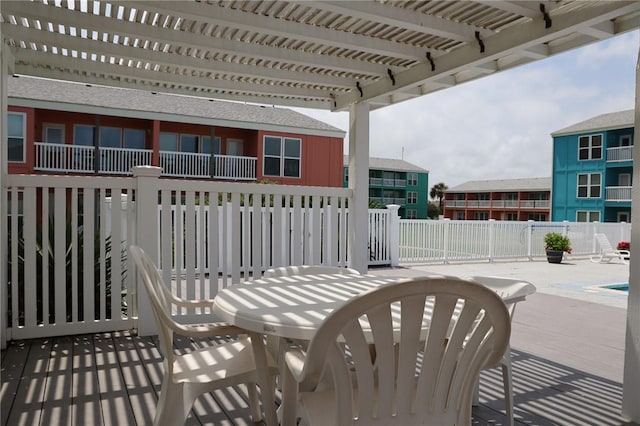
[544,232,571,252]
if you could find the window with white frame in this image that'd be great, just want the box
[505,212,518,221]
[475,212,489,220]
[8,112,26,162]
[576,211,600,222]
[407,173,418,186]
[123,129,146,149]
[74,125,95,147]
[620,134,632,147]
[44,124,64,144]
[578,134,603,160]
[406,209,417,219]
[407,191,417,204]
[263,136,301,178]
[577,173,601,198]
[99,127,122,148]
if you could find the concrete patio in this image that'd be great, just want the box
[1,258,635,425]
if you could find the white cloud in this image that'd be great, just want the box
[294,33,638,189]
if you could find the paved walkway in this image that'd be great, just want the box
[369,256,631,383]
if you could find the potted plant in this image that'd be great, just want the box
[544,232,571,263]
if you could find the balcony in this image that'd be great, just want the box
[607,146,633,162]
[34,142,256,180]
[445,199,549,209]
[606,186,632,201]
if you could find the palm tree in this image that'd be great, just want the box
[429,182,448,216]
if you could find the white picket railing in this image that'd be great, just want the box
[606,186,633,201]
[607,146,633,162]
[33,143,257,180]
[3,170,633,340]
[4,171,351,339]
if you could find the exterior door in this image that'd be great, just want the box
[42,124,66,170]
[618,211,630,223]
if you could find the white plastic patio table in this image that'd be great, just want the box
[211,273,529,425]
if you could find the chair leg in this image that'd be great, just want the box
[154,382,191,426]
[501,355,514,426]
[247,382,263,422]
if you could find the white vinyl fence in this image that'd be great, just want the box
[4,169,351,339]
[397,219,631,264]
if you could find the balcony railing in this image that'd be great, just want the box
[445,199,549,209]
[606,186,632,201]
[607,146,633,162]
[33,142,256,180]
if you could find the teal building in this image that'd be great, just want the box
[342,156,429,219]
[551,110,635,222]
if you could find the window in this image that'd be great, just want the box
[407,191,417,204]
[159,132,178,151]
[263,136,301,178]
[578,134,602,160]
[180,134,199,153]
[505,212,518,221]
[620,135,632,147]
[407,173,418,186]
[44,124,64,144]
[99,127,122,148]
[454,211,464,220]
[406,209,417,219]
[527,213,547,221]
[201,136,221,155]
[8,112,26,162]
[576,211,600,222]
[74,125,95,146]
[577,173,601,198]
[475,212,489,220]
[124,129,146,149]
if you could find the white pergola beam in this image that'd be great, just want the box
[123,1,425,61]
[309,1,490,42]
[334,2,640,110]
[1,1,389,77]
[3,24,356,90]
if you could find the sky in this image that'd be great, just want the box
[293,31,639,192]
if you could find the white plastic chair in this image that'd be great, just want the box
[590,233,630,264]
[469,276,537,426]
[129,245,278,426]
[263,265,360,278]
[281,276,511,426]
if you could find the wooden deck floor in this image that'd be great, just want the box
[1,329,634,426]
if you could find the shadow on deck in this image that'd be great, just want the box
[1,332,635,425]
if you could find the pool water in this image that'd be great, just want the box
[604,283,629,292]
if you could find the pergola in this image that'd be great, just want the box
[1,0,639,420]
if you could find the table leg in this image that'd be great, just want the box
[249,331,278,426]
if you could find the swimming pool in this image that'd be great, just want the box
[604,283,629,292]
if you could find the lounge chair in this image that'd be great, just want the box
[590,233,630,264]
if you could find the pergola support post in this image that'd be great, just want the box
[348,102,370,273]
[0,28,11,350]
[622,45,640,422]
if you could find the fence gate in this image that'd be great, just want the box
[368,209,391,265]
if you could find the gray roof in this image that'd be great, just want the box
[8,76,345,138]
[343,155,428,173]
[551,110,635,136]
[447,177,551,193]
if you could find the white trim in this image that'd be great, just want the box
[578,133,604,161]
[576,210,601,222]
[262,135,301,179]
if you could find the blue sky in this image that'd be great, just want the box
[294,31,638,190]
